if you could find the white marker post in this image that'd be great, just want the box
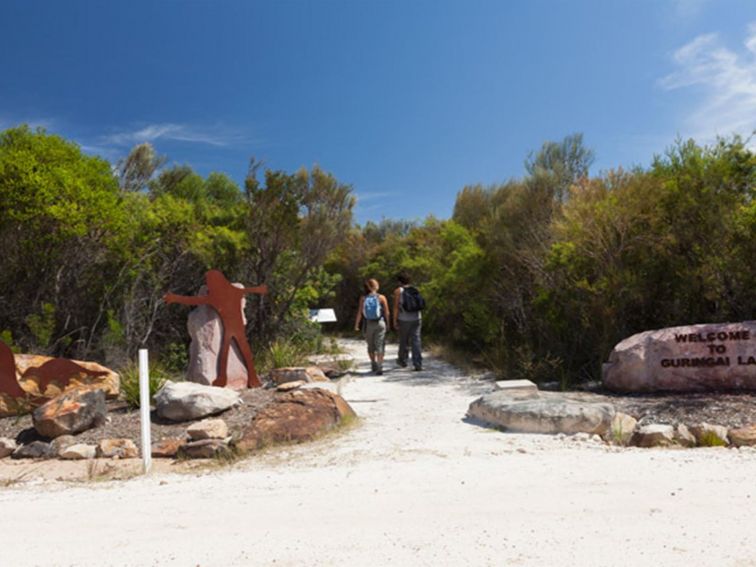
[138,348,152,474]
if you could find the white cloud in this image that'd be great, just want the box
[101,123,245,147]
[668,0,711,23]
[660,23,756,143]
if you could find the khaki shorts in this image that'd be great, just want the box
[364,319,386,355]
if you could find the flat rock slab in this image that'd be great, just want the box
[603,321,756,393]
[468,391,615,435]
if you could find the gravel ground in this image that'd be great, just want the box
[0,387,276,448]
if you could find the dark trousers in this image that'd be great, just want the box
[398,319,422,368]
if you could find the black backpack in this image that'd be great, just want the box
[401,286,426,312]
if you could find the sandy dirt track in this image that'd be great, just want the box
[1,339,755,566]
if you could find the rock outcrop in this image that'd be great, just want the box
[238,388,355,452]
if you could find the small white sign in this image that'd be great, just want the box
[309,308,337,323]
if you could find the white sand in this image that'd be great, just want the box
[1,339,755,566]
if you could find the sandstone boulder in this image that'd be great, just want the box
[0,355,119,417]
[606,412,637,445]
[238,388,356,452]
[186,284,249,390]
[689,422,729,446]
[59,444,97,460]
[155,381,240,422]
[51,435,77,455]
[32,388,107,438]
[603,321,756,393]
[179,438,231,459]
[728,425,756,447]
[673,424,697,448]
[97,438,138,459]
[467,392,615,435]
[187,418,228,440]
[630,424,675,447]
[152,438,186,458]
[0,437,17,458]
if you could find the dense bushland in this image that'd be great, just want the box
[1,125,753,386]
[0,126,353,368]
[334,134,755,385]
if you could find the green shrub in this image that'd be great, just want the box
[267,339,308,369]
[161,342,189,373]
[119,361,171,408]
[697,430,727,447]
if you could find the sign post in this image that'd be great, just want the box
[138,348,152,474]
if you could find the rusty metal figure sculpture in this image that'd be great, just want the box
[164,270,268,388]
[0,339,105,400]
[0,340,27,399]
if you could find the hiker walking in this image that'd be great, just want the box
[354,278,390,375]
[393,272,424,371]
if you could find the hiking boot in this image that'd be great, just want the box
[376,364,383,375]
[371,361,378,373]
[413,365,423,371]
[396,358,407,368]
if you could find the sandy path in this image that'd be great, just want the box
[1,339,755,566]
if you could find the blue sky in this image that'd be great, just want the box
[1,0,754,223]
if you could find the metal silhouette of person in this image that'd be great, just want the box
[164,270,268,388]
[0,340,27,399]
[0,340,106,401]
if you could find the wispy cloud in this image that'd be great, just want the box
[659,23,756,143]
[668,0,711,23]
[101,122,246,147]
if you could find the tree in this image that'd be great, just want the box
[525,133,595,202]
[0,125,125,355]
[116,143,165,193]
[243,160,355,343]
